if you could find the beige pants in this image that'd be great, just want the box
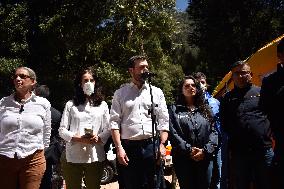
[0,150,46,189]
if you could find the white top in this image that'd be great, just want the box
[59,100,110,163]
[0,93,51,158]
[110,82,169,140]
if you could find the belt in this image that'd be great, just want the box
[122,138,154,146]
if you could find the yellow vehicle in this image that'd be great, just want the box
[213,34,284,98]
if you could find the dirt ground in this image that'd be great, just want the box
[100,175,180,189]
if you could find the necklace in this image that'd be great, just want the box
[14,92,31,105]
[14,96,25,104]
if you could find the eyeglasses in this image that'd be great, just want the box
[232,71,251,76]
[184,83,196,89]
[12,74,31,80]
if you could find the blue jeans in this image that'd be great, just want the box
[119,139,164,189]
[173,155,213,189]
[220,132,229,189]
[210,147,221,189]
[231,148,274,189]
[210,130,229,189]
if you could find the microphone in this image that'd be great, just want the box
[19,104,24,113]
[141,71,157,80]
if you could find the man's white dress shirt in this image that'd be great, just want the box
[110,82,169,140]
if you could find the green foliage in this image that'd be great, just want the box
[151,56,184,103]
[0,58,25,97]
[0,2,29,60]
[94,61,127,104]
[2,0,284,105]
[187,0,284,87]
[0,0,183,107]
[0,58,24,72]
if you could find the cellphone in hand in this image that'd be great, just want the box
[84,128,93,138]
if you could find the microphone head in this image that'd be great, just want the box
[141,71,157,80]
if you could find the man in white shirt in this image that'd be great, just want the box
[110,55,169,189]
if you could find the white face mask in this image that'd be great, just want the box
[83,82,95,96]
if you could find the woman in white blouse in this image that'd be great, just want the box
[0,66,51,189]
[59,68,110,189]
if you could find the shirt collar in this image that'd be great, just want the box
[176,104,199,112]
[12,92,37,104]
[130,82,149,91]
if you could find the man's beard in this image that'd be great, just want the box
[134,74,146,84]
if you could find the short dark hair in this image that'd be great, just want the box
[277,37,284,54]
[35,84,50,99]
[230,60,246,70]
[193,72,207,81]
[127,55,147,68]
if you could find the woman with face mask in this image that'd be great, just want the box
[59,68,110,189]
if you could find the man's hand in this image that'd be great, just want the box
[117,146,129,166]
[72,134,93,144]
[190,147,198,157]
[90,135,101,144]
[191,147,205,161]
[159,143,166,160]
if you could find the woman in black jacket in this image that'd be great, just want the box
[169,75,218,189]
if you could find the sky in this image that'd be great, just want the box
[176,0,188,12]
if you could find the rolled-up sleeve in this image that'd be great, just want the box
[109,91,122,130]
[98,101,111,144]
[59,101,75,142]
[43,101,51,148]
[157,89,169,131]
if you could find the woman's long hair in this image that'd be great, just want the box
[73,68,104,106]
[176,75,213,123]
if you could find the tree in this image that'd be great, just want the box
[187,0,284,87]
[0,0,184,107]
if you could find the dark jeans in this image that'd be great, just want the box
[231,148,274,189]
[210,147,221,189]
[119,139,164,189]
[210,131,229,189]
[220,133,229,189]
[173,155,213,189]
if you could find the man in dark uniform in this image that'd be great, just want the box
[220,61,273,189]
[35,84,62,189]
[260,37,284,189]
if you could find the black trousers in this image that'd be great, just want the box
[118,139,165,189]
[39,160,53,189]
